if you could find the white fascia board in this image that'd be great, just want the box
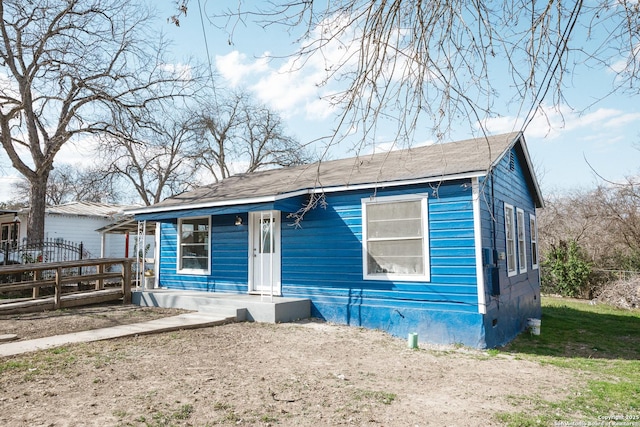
[127,171,487,216]
[518,139,545,209]
[472,177,487,315]
[125,195,279,216]
[490,132,544,209]
[310,171,487,195]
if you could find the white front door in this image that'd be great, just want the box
[249,211,281,295]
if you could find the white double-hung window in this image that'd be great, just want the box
[516,208,527,274]
[530,214,539,270]
[362,194,430,281]
[504,203,517,276]
[178,217,210,274]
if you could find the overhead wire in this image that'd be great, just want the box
[197,0,218,107]
[517,0,584,135]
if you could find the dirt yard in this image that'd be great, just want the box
[0,303,579,426]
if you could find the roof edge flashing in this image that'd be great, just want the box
[129,171,488,218]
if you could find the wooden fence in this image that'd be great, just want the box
[0,258,132,315]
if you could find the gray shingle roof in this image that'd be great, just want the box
[42,202,134,218]
[133,131,538,213]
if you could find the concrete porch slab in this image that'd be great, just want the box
[132,289,310,323]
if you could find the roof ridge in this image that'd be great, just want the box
[130,132,532,215]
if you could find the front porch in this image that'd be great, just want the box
[132,289,311,324]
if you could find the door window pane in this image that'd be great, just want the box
[260,219,273,254]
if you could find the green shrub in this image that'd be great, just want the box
[541,240,592,297]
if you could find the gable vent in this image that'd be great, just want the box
[509,151,515,171]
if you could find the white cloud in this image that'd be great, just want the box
[159,62,193,80]
[215,51,270,88]
[0,175,22,202]
[217,48,336,120]
[56,135,102,166]
[602,111,640,128]
[215,13,363,121]
[481,104,629,140]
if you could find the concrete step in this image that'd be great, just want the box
[198,303,247,321]
[133,290,310,324]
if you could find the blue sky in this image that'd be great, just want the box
[1,2,638,202]
[160,2,639,194]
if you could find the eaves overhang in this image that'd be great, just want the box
[127,170,488,218]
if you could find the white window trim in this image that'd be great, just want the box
[361,194,430,282]
[177,216,211,275]
[517,208,527,274]
[530,214,539,270]
[504,203,517,277]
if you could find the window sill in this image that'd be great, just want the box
[177,269,210,276]
[364,273,431,282]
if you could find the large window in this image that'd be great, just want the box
[517,208,527,274]
[178,217,210,273]
[530,214,539,270]
[504,204,517,276]
[362,195,430,281]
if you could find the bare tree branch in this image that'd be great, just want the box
[173,1,640,155]
[193,92,312,181]
[98,104,201,206]
[0,0,193,240]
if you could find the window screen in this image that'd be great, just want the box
[363,197,429,280]
[505,204,517,276]
[530,214,539,269]
[517,208,527,274]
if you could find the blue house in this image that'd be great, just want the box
[131,132,543,348]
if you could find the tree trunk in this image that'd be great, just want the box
[27,172,50,243]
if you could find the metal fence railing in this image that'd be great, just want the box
[1,239,87,266]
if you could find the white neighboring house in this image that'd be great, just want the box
[0,208,21,259]
[0,201,148,259]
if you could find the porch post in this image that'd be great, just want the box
[260,211,265,300]
[100,231,106,258]
[269,210,274,301]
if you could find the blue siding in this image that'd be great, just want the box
[276,183,484,346]
[479,147,541,348]
[149,141,541,348]
[157,214,249,293]
[153,180,485,347]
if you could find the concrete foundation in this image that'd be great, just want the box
[132,289,310,323]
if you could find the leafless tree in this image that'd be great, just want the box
[194,92,312,182]
[173,1,640,150]
[539,178,640,273]
[593,178,640,269]
[99,106,201,206]
[12,164,118,206]
[0,0,192,241]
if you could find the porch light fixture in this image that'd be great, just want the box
[235,215,243,226]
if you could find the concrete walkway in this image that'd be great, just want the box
[0,312,234,358]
